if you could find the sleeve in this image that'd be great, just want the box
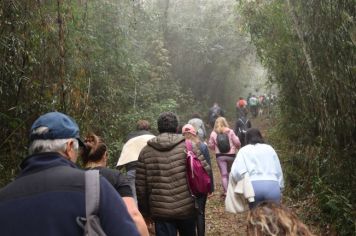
[273,149,284,190]
[115,174,133,198]
[196,145,211,174]
[230,150,247,182]
[230,129,241,148]
[135,152,150,217]
[199,143,215,193]
[208,132,216,150]
[99,177,140,236]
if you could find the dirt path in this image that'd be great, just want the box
[205,158,247,235]
[205,116,271,236]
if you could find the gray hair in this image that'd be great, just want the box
[29,126,79,155]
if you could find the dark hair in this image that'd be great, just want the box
[192,113,201,119]
[176,124,184,134]
[136,120,150,130]
[245,128,264,145]
[242,107,249,116]
[82,133,107,165]
[157,112,178,133]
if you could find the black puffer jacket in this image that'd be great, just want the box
[135,133,210,220]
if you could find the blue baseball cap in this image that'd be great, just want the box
[30,112,84,146]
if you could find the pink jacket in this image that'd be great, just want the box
[209,128,241,155]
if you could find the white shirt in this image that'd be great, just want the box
[231,143,284,189]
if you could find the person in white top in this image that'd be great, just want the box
[231,128,284,208]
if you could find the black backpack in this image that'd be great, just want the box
[235,118,249,146]
[237,118,249,137]
[217,132,231,153]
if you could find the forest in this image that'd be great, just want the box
[0,0,355,235]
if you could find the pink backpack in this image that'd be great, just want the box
[185,140,211,197]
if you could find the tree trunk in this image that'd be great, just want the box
[286,0,317,89]
[57,0,66,112]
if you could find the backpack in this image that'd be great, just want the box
[77,170,107,236]
[210,106,220,120]
[185,140,211,197]
[217,131,231,153]
[249,97,258,106]
[237,118,249,137]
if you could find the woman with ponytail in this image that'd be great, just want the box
[82,133,149,236]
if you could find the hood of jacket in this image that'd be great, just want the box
[147,133,185,151]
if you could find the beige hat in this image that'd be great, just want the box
[116,134,155,167]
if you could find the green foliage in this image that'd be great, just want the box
[238,0,356,234]
[0,0,198,185]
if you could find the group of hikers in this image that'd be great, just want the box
[0,109,315,235]
[233,93,277,118]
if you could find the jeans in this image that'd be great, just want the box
[216,155,235,193]
[196,196,207,236]
[155,217,197,236]
[249,180,281,209]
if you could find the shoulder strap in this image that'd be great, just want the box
[85,170,100,217]
[185,139,193,152]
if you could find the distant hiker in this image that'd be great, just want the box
[208,102,224,128]
[248,95,259,118]
[258,94,267,116]
[125,119,153,142]
[182,124,214,236]
[246,93,252,108]
[247,202,315,236]
[136,112,210,236]
[231,128,284,209]
[188,113,207,141]
[0,112,139,235]
[234,107,252,147]
[118,119,154,203]
[82,133,149,236]
[208,117,241,197]
[236,97,247,118]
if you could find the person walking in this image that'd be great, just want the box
[0,112,139,235]
[182,124,214,236]
[135,112,210,236]
[188,113,207,142]
[230,128,284,209]
[208,117,241,197]
[118,119,155,203]
[248,95,259,118]
[208,102,224,128]
[234,107,252,147]
[125,119,153,142]
[82,133,149,236]
[236,97,247,118]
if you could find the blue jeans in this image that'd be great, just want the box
[155,217,197,236]
[249,180,281,209]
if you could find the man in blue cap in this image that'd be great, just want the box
[0,112,140,235]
